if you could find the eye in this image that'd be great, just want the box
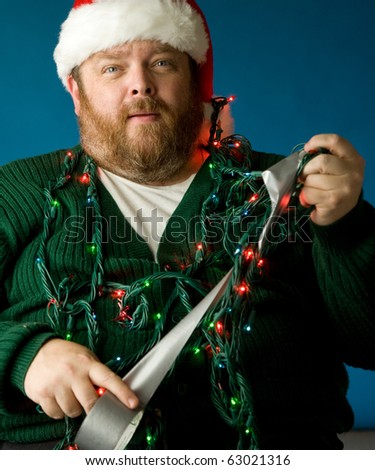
[103,66,119,74]
[154,59,174,69]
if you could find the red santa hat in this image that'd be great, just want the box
[53,0,233,139]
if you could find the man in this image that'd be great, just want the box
[0,0,374,450]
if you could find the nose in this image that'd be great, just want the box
[132,87,152,96]
[128,66,155,98]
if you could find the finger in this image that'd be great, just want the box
[55,388,84,418]
[299,188,331,225]
[302,173,347,192]
[299,185,328,208]
[39,397,65,420]
[88,362,139,409]
[300,153,348,179]
[299,188,324,207]
[72,379,102,416]
[300,182,350,211]
[304,134,356,160]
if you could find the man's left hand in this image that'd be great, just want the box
[299,134,365,225]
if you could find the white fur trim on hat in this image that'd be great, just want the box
[54,0,210,89]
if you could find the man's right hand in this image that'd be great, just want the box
[24,338,139,419]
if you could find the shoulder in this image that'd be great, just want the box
[0,145,82,189]
[208,135,285,172]
[0,145,84,252]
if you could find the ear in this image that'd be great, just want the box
[67,75,81,116]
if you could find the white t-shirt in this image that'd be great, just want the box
[98,168,196,260]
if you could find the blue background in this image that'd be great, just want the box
[0,0,374,428]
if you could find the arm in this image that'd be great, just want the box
[311,199,375,368]
[0,157,138,423]
[300,134,375,367]
[0,233,138,422]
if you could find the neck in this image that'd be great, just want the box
[145,145,209,186]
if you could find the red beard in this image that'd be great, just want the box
[78,93,204,184]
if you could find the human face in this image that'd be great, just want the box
[68,40,204,184]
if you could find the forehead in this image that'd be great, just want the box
[89,40,188,62]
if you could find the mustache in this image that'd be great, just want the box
[124,97,170,118]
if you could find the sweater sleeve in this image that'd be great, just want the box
[0,322,58,414]
[311,198,375,368]
[0,229,57,419]
[0,159,59,416]
[0,277,57,421]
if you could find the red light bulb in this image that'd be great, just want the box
[215,321,224,335]
[79,173,90,184]
[111,289,126,299]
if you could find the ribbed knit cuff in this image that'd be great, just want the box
[0,324,56,389]
[310,198,366,252]
[9,331,59,394]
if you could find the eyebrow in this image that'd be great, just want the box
[153,45,178,54]
[92,44,179,62]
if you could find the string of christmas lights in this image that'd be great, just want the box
[35,97,313,450]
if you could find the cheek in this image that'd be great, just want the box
[162,80,191,109]
[87,87,124,116]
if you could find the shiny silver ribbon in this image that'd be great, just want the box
[75,270,232,450]
[75,149,307,450]
[258,149,306,254]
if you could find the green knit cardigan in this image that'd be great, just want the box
[0,145,374,450]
